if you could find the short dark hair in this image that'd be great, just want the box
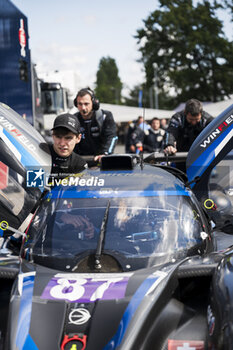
[185,99,203,116]
[77,87,94,99]
[151,117,160,122]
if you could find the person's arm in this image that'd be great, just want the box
[100,112,118,154]
[163,114,181,154]
[203,111,214,126]
[69,153,87,173]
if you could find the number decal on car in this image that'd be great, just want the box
[41,274,131,303]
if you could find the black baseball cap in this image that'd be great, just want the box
[51,113,80,134]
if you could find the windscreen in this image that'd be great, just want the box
[41,89,64,114]
[25,192,208,271]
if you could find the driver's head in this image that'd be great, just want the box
[185,99,203,125]
[51,113,81,157]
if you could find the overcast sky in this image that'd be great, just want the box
[11,0,232,96]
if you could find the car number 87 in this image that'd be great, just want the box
[49,277,125,302]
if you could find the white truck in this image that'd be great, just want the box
[38,81,73,142]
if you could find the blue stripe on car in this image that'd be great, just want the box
[103,273,162,349]
[22,334,38,349]
[47,189,191,199]
[15,274,37,349]
[2,129,40,167]
[187,126,232,186]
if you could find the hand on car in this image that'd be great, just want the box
[94,154,104,162]
[164,146,177,155]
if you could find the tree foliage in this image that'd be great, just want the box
[135,0,233,108]
[124,84,174,109]
[95,56,123,104]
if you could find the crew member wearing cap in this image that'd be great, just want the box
[73,87,118,162]
[49,113,87,178]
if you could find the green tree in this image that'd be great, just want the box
[124,85,143,107]
[125,84,175,109]
[135,0,233,108]
[95,56,123,104]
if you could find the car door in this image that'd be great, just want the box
[186,104,233,231]
[0,102,51,232]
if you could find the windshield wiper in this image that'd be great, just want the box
[94,200,110,270]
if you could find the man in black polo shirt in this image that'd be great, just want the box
[50,113,87,178]
[73,87,118,162]
[164,99,213,155]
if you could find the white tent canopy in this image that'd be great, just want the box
[102,97,233,123]
[100,103,173,123]
[203,98,233,117]
[70,97,233,124]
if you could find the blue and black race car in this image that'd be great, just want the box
[0,102,232,349]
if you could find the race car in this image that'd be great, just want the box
[0,102,232,350]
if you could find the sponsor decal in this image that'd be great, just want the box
[187,127,233,185]
[41,273,131,303]
[168,339,204,350]
[0,116,36,152]
[0,162,8,190]
[67,117,76,128]
[0,126,22,161]
[200,114,233,149]
[19,19,26,57]
[69,308,91,325]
